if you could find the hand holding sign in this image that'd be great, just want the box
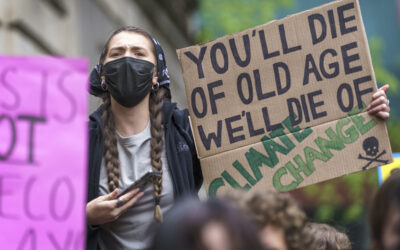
[367,84,390,120]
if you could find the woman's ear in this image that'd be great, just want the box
[152,76,158,86]
[152,65,158,86]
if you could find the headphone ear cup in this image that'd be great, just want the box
[101,79,108,91]
[89,64,107,96]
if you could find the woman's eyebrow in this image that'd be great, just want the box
[109,44,147,51]
[109,46,125,51]
[108,46,125,54]
[130,45,148,51]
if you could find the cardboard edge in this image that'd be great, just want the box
[176,48,182,63]
[175,48,199,114]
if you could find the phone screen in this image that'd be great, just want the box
[117,171,162,197]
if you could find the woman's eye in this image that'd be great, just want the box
[110,52,120,57]
[136,52,145,57]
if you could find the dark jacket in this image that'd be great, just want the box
[86,101,203,250]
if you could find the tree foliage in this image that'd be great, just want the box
[197,0,293,42]
[370,37,399,92]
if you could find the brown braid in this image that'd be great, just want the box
[102,93,120,191]
[149,87,167,222]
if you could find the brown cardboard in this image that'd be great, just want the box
[177,0,393,196]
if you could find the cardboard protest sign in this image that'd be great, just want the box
[0,56,88,249]
[177,0,393,196]
[378,153,400,184]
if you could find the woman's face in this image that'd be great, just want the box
[201,221,232,250]
[102,31,158,85]
[381,203,400,250]
[259,224,288,250]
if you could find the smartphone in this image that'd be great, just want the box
[117,171,162,197]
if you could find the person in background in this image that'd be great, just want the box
[224,190,306,250]
[86,26,202,250]
[302,222,352,250]
[149,198,267,250]
[369,172,400,250]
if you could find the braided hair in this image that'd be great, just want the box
[99,26,168,222]
[149,87,168,222]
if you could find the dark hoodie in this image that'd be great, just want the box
[86,101,203,250]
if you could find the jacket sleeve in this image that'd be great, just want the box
[86,118,102,250]
[181,109,203,191]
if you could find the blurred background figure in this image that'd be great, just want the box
[150,198,266,250]
[302,222,352,250]
[225,190,306,250]
[369,172,400,250]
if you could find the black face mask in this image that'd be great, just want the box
[103,57,154,107]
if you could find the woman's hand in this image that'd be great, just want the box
[367,84,390,120]
[86,188,144,226]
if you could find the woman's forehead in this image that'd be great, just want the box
[108,31,153,51]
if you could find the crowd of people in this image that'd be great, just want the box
[85,25,396,250]
[150,172,399,250]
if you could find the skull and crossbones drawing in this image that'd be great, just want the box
[358,136,388,170]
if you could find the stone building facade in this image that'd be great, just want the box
[0,0,197,112]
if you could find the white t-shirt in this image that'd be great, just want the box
[98,122,174,250]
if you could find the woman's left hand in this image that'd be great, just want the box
[367,84,390,120]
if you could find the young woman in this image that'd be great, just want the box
[86,26,202,250]
[85,25,391,250]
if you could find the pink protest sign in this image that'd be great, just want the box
[0,56,88,249]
